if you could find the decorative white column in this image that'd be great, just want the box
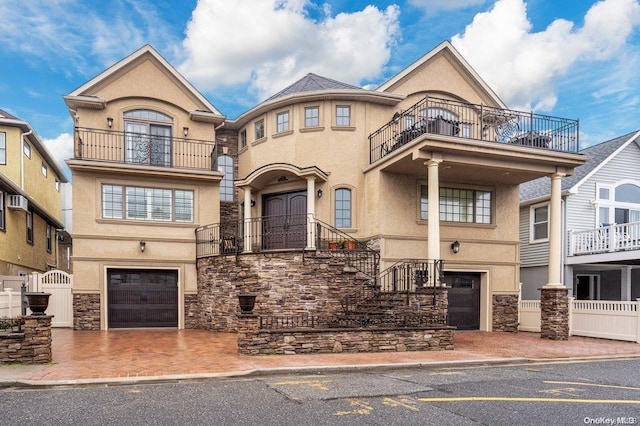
[426,158,442,287]
[546,172,565,287]
[243,188,252,253]
[306,177,316,249]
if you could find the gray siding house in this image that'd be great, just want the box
[520,130,640,301]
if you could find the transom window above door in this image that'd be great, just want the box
[123,109,173,167]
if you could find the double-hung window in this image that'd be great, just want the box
[420,185,492,224]
[305,107,319,127]
[124,109,173,167]
[336,106,351,126]
[531,204,549,242]
[23,141,31,158]
[102,184,193,223]
[0,190,5,230]
[240,129,247,149]
[276,111,289,133]
[255,119,265,140]
[0,132,6,164]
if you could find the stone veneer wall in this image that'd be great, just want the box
[184,293,199,329]
[540,286,569,340]
[492,294,519,332]
[0,316,52,363]
[237,315,455,355]
[73,293,101,330]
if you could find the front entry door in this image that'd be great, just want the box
[445,272,481,330]
[262,191,307,250]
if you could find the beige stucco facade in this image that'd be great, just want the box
[1,112,66,275]
[64,46,223,329]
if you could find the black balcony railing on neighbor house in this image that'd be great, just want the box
[369,96,579,163]
[75,127,218,170]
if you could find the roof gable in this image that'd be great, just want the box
[265,73,364,101]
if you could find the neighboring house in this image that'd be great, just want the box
[0,109,68,276]
[520,130,640,301]
[64,45,225,330]
[65,41,587,333]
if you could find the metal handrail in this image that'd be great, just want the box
[377,259,444,293]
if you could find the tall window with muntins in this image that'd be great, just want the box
[335,188,352,228]
[218,155,234,202]
[255,119,265,140]
[0,132,5,164]
[420,185,493,224]
[26,211,33,244]
[276,111,289,133]
[124,109,173,167]
[101,184,193,223]
[336,106,351,126]
[305,107,319,127]
[46,224,52,253]
[531,204,549,241]
[239,129,247,149]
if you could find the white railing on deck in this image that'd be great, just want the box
[569,222,640,256]
[519,298,640,343]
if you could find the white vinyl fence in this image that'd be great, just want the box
[519,298,640,343]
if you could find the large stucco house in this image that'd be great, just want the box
[64,42,586,339]
[0,109,67,277]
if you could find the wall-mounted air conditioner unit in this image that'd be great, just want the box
[8,195,28,211]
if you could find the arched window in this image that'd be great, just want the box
[123,109,173,167]
[335,188,352,228]
[597,182,640,224]
[218,155,234,202]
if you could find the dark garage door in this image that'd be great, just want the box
[108,269,178,328]
[445,272,480,330]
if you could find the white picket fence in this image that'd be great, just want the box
[519,298,640,343]
[0,271,73,328]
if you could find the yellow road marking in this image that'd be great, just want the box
[430,371,464,376]
[383,396,420,412]
[272,379,332,391]
[335,399,373,416]
[543,381,640,391]
[538,387,584,397]
[418,396,640,404]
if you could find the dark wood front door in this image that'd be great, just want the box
[262,191,307,250]
[445,272,480,330]
[108,269,178,328]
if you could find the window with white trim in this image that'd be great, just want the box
[218,154,234,202]
[420,185,492,224]
[101,184,193,223]
[255,119,265,140]
[336,106,351,126]
[597,182,640,225]
[240,129,247,149]
[276,111,289,133]
[123,109,173,167]
[41,162,48,177]
[305,107,319,127]
[0,132,6,164]
[26,211,33,244]
[23,141,31,158]
[0,190,5,230]
[530,203,549,242]
[335,188,352,228]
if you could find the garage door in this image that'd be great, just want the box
[445,272,480,330]
[108,269,178,328]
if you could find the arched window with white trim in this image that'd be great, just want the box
[218,155,234,202]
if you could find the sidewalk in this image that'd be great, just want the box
[1,329,639,387]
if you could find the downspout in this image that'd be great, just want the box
[20,129,33,190]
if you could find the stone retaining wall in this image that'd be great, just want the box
[492,294,519,332]
[0,316,52,363]
[237,315,454,355]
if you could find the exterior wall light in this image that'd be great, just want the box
[451,240,460,254]
[317,189,323,198]
[250,200,256,207]
[139,241,146,253]
[107,117,113,128]
[183,127,189,137]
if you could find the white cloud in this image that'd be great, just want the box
[408,0,487,12]
[179,0,400,101]
[451,0,640,112]
[42,133,74,181]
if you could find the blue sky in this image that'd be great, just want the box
[1,0,639,178]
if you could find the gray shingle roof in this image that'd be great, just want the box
[0,108,17,119]
[264,73,363,101]
[519,130,640,202]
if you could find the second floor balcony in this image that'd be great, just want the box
[74,127,218,171]
[569,222,640,259]
[369,96,579,164]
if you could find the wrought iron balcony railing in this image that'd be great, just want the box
[369,96,579,163]
[74,127,218,171]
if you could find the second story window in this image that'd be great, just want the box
[26,211,33,244]
[336,106,351,126]
[276,111,289,133]
[421,185,493,224]
[124,109,173,167]
[101,184,194,223]
[41,162,48,177]
[597,182,640,225]
[305,107,319,127]
[23,141,31,158]
[218,155,234,202]
[46,224,52,253]
[0,132,6,164]
[255,119,265,140]
[531,204,549,242]
[240,129,247,149]
[0,190,5,230]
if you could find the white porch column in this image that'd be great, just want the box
[426,159,442,261]
[243,188,253,253]
[306,177,316,249]
[546,172,565,287]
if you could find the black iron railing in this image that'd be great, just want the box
[378,259,444,293]
[75,127,218,170]
[0,317,23,333]
[369,96,579,163]
[258,313,447,330]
